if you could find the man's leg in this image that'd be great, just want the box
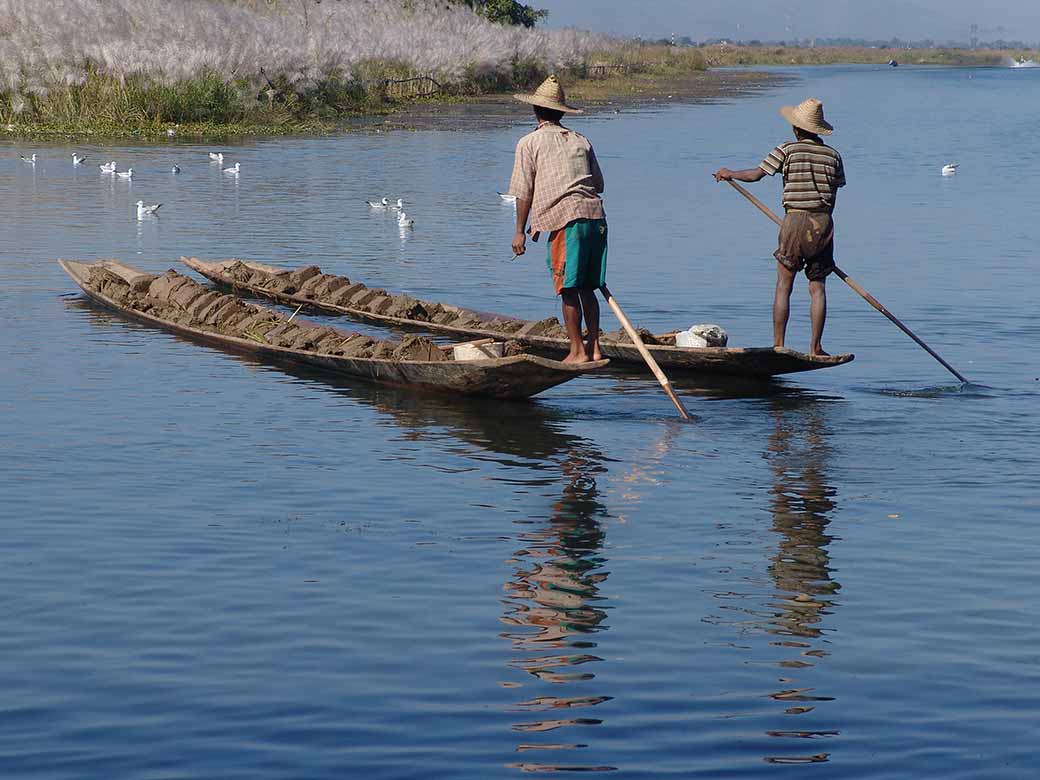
[560,289,587,363]
[773,263,796,348]
[577,288,601,361]
[808,279,828,356]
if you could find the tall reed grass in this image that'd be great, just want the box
[0,0,635,130]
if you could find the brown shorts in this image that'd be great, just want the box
[775,211,835,281]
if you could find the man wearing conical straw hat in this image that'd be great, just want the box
[714,98,846,356]
[508,75,607,364]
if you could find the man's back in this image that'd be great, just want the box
[761,138,845,212]
[509,123,605,234]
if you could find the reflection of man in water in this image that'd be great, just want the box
[762,399,841,762]
[767,402,839,640]
[501,448,614,772]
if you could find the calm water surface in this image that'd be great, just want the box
[2,66,1038,778]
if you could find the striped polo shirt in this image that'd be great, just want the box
[759,138,845,212]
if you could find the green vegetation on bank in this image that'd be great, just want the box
[0,46,706,139]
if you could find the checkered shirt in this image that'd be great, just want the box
[509,123,605,234]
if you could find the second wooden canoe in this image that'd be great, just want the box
[183,257,854,379]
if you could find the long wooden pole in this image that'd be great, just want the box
[599,285,692,421]
[725,180,969,384]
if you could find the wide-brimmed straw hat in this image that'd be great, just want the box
[780,98,833,135]
[514,75,583,114]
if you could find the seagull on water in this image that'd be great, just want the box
[20,153,36,164]
[367,197,389,209]
[136,200,161,219]
[72,153,87,165]
[171,165,180,174]
[391,198,405,211]
[115,168,134,179]
[398,211,414,228]
[497,192,517,203]
[222,162,240,174]
[100,161,116,173]
[941,163,958,176]
[209,152,224,163]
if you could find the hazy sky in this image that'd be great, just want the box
[537,0,1040,44]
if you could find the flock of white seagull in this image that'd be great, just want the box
[365,196,413,229]
[16,149,960,227]
[18,149,243,219]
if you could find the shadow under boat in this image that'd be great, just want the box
[65,297,604,463]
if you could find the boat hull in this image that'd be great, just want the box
[59,260,607,400]
[184,258,853,378]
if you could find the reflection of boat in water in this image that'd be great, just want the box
[64,295,597,463]
[761,396,842,764]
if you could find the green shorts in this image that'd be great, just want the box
[546,218,608,295]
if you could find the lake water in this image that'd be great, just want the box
[2,65,1038,777]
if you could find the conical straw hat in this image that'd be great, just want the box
[514,75,583,114]
[779,98,833,135]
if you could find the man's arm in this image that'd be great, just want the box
[513,198,533,256]
[509,140,536,256]
[713,167,767,183]
[589,146,605,194]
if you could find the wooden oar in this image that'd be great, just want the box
[725,180,969,384]
[600,285,692,421]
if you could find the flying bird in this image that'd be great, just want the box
[941,163,958,176]
[72,153,87,165]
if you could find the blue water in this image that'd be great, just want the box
[2,65,1038,778]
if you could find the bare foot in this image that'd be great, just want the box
[810,347,830,357]
[563,353,591,365]
[584,341,602,361]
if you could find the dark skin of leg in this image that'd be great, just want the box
[577,288,601,361]
[808,279,828,356]
[559,288,602,364]
[774,264,829,355]
[773,262,795,349]
[560,289,588,363]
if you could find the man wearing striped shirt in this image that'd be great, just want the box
[714,98,845,356]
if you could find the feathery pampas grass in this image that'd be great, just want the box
[0,0,634,130]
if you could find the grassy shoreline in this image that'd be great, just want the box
[4,40,1031,141]
[701,44,1036,68]
[1,48,714,140]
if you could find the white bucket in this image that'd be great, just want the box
[453,341,505,361]
[675,330,709,348]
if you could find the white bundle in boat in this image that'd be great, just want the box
[675,324,728,348]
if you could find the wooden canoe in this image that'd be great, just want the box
[59,260,608,400]
[183,258,854,379]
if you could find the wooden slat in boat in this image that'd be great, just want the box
[59,260,608,401]
[183,258,853,379]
